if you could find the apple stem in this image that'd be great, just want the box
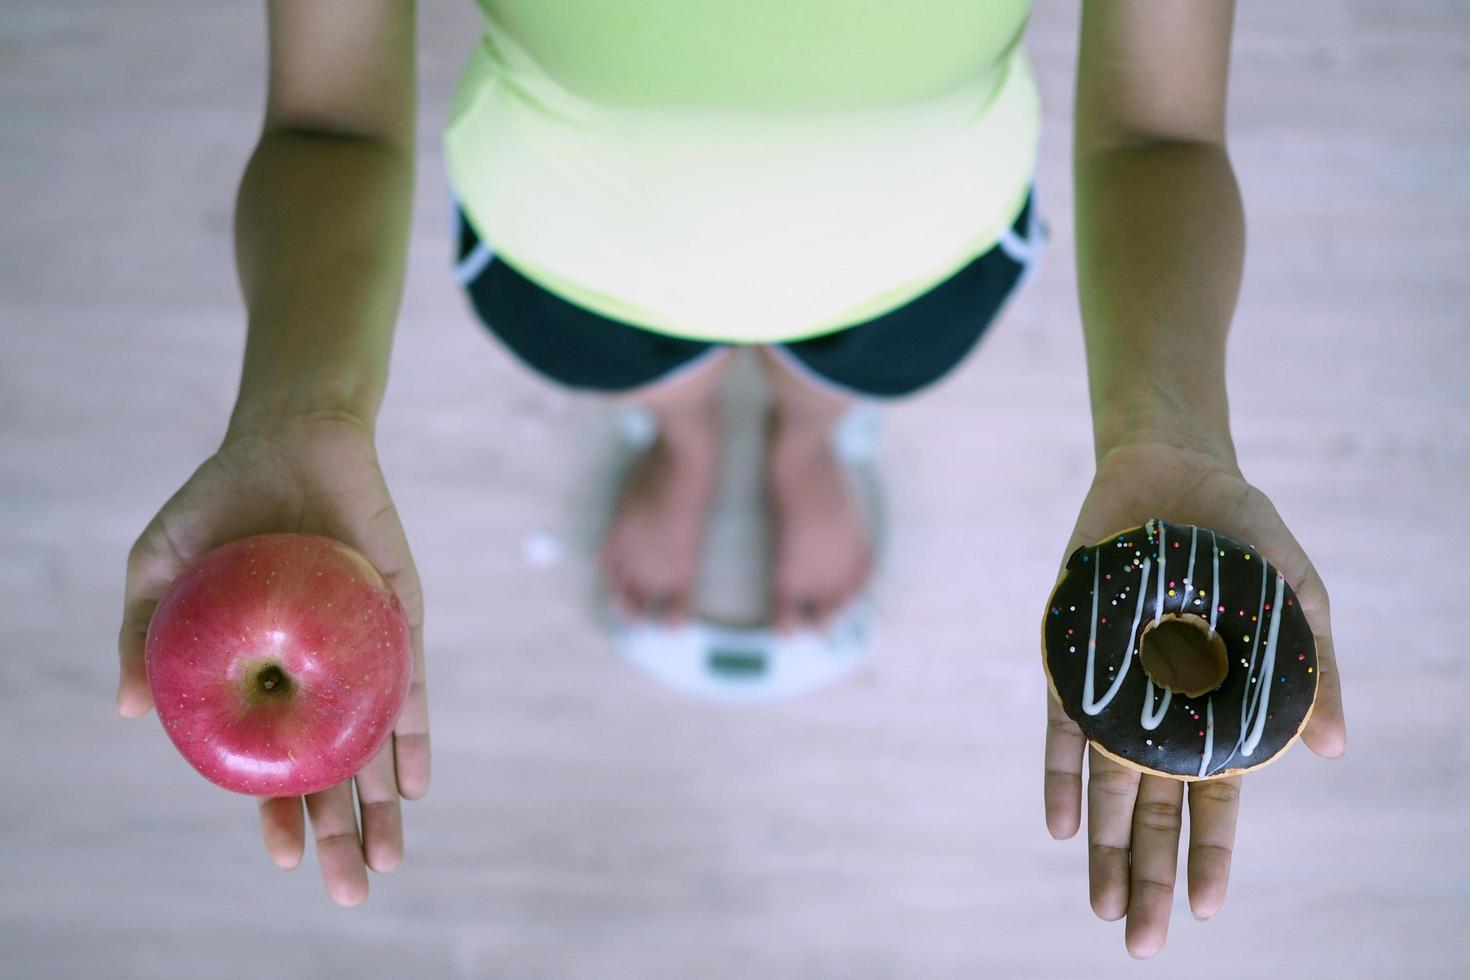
[252,663,292,703]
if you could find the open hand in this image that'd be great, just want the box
[1043,440,1345,957]
[117,411,429,906]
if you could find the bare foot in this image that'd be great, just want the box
[601,411,721,625]
[766,409,872,633]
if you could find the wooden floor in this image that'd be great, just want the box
[2,2,1467,977]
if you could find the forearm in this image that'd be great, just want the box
[227,127,413,437]
[1074,139,1243,463]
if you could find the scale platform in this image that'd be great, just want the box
[591,351,886,703]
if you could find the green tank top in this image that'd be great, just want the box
[446,1,1039,343]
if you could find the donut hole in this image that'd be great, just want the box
[1138,613,1229,698]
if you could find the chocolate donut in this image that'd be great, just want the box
[1042,519,1317,780]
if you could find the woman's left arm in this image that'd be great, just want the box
[1044,0,1347,958]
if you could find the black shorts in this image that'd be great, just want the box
[455,189,1043,399]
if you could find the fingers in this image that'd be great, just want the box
[1186,776,1241,921]
[304,782,369,907]
[117,523,190,718]
[394,610,431,800]
[354,743,405,873]
[1086,748,1140,922]
[1247,515,1346,758]
[1293,564,1345,757]
[1302,628,1346,757]
[345,498,431,799]
[1043,696,1086,839]
[115,599,156,718]
[1123,775,1184,959]
[257,796,306,870]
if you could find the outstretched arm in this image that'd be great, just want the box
[1043,0,1347,958]
[229,0,416,436]
[118,0,426,907]
[1073,0,1240,461]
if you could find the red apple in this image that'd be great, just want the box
[145,533,413,797]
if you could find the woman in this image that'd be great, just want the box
[114,0,1345,957]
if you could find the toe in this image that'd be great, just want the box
[613,567,647,622]
[772,589,800,635]
[644,590,672,623]
[813,593,846,631]
[627,579,656,622]
[664,590,691,627]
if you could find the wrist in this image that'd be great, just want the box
[226,379,380,444]
[1092,412,1237,469]
[1089,370,1235,464]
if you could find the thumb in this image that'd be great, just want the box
[118,515,203,718]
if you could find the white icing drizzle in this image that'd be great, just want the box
[1197,699,1215,778]
[1154,521,1167,625]
[1237,558,1271,749]
[1242,572,1288,756]
[1184,524,1215,774]
[1141,682,1172,730]
[1140,521,1172,730]
[1204,556,1269,776]
[1183,525,1200,605]
[1083,554,1151,716]
[1208,529,1221,635]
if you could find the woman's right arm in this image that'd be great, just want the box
[118,0,427,907]
[228,0,416,437]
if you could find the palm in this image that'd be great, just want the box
[1043,442,1345,957]
[118,413,429,906]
